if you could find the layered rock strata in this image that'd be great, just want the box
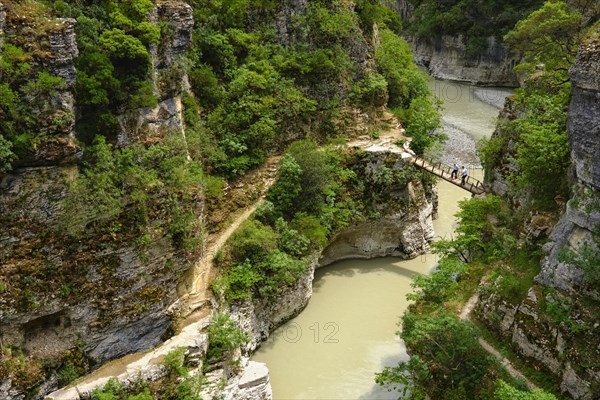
[478,36,600,400]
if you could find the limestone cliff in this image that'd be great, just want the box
[391,0,520,86]
[409,35,520,87]
[319,153,435,266]
[0,2,198,398]
[477,36,600,400]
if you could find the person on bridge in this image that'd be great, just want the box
[451,163,459,179]
[461,166,468,185]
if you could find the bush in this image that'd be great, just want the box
[494,380,557,400]
[206,312,247,361]
[227,219,278,263]
[290,212,329,250]
[267,154,303,215]
[276,218,310,257]
[211,260,261,301]
[258,250,307,299]
[163,347,188,377]
[404,96,443,155]
[375,29,429,108]
[407,257,465,304]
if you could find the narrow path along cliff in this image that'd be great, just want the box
[47,156,282,399]
[48,112,435,399]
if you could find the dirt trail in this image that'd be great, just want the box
[48,114,412,399]
[460,293,537,391]
[48,157,281,399]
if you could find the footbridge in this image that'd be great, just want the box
[409,156,486,195]
[349,135,486,195]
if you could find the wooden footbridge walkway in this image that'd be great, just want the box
[409,156,486,195]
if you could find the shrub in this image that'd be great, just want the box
[257,250,307,299]
[211,260,261,301]
[407,257,465,304]
[276,218,310,257]
[267,154,303,216]
[494,380,557,400]
[206,313,247,361]
[290,213,329,250]
[227,220,278,263]
[163,347,188,377]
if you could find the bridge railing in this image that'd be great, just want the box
[410,156,485,194]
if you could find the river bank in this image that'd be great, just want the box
[251,78,511,399]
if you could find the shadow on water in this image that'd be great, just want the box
[312,258,425,292]
[358,352,408,400]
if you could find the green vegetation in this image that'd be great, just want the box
[0,41,65,169]
[206,312,248,362]
[375,28,443,154]
[559,234,600,287]
[213,142,430,304]
[402,0,545,55]
[494,380,557,400]
[88,347,205,400]
[376,193,562,398]
[61,135,204,250]
[504,1,584,88]
[49,0,159,142]
[376,311,500,399]
[478,1,598,210]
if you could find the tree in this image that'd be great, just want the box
[504,1,584,86]
[375,28,426,108]
[404,96,442,155]
[376,312,495,399]
[504,90,571,208]
[0,134,16,173]
[267,154,303,216]
[61,137,124,237]
[432,195,512,262]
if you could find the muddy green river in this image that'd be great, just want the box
[252,79,510,399]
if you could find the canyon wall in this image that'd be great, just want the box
[0,2,198,398]
[477,35,600,400]
[392,0,520,87]
[408,35,520,87]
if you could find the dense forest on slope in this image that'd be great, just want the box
[377,1,600,399]
[400,0,546,54]
[0,0,444,398]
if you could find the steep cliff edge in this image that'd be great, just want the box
[409,35,520,87]
[476,36,600,400]
[0,2,199,398]
[538,37,600,292]
[391,0,523,86]
[319,154,435,266]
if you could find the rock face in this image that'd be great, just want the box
[538,37,600,292]
[117,97,187,146]
[232,258,316,353]
[318,151,435,267]
[409,35,520,87]
[478,36,600,400]
[43,18,78,86]
[122,1,194,142]
[152,0,194,70]
[0,2,6,47]
[319,180,435,267]
[0,3,198,398]
[566,38,600,192]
